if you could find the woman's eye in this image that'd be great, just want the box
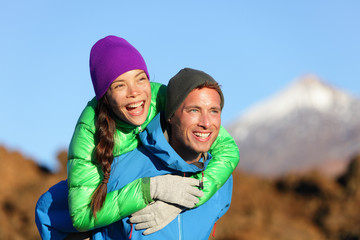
[138,77,147,83]
[114,84,125,89]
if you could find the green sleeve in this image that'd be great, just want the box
[151,81,167,114]
[67,121,152,231]
[192,125,240,206]
[68,177,151,231]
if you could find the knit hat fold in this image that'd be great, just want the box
[90,35,149,100]
[165,68,224,121]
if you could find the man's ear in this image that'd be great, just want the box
[167,116,173,124]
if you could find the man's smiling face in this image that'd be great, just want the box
[169,87,222,162]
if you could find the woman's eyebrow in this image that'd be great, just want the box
[135,71,146,77]
[111,79,124,84]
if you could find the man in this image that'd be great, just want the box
[36,68,236,240]
[90,68,233,239]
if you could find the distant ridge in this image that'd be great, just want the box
[227,75,360,176]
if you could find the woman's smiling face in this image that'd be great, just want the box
[106,69,151,126]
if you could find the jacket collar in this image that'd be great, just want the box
[139,113,211,173]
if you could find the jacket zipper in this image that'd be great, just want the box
[138,126,143,132]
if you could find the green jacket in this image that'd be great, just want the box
[67,82,239,231]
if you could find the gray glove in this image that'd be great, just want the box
[150,175,203,208]
[129,200,183,235]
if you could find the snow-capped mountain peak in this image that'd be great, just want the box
[239,75,353,125]
[227,75,360,177]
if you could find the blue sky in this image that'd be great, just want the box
[1,1,359,170]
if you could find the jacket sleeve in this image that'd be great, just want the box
[67,101,152,231]
[193,126,240,206]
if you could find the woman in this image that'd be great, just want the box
[67,35,239,231]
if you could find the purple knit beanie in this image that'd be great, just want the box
[90,35,149,100]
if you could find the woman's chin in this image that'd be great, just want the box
[126,113,148,126]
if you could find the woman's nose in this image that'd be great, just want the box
[127,84,140,97]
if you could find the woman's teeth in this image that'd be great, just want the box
[127,101,144,109]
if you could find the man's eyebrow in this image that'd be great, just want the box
[210,106,221,110]
[184,105,200,109]
[184,105,221,110]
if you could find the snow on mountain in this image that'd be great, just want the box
[227,75,360,177]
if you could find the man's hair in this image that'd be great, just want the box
[195,82,223,102]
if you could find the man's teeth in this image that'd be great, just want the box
[127,101,143,109]
[194,132,210,138]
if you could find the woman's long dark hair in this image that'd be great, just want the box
[90,96,116,217]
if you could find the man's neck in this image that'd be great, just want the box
[183,154,202,165]
[185,153,206,169]
[162,121,206,168]
[171,144,202,164]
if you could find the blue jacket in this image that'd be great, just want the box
[35,113,233,239]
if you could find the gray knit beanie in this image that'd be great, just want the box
[165,68,224,121]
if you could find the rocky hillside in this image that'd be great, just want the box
[216,154,360,240]
[0,145,359,240]
[0,146,67,240]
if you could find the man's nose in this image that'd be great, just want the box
[198,113,211,128]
